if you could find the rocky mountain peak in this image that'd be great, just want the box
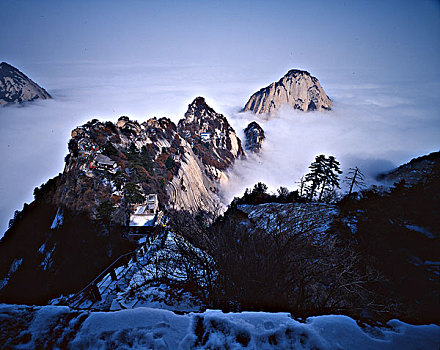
[187,96,215,112]
[0,62,51,106]
[178,97,244,179]
[286,69,311,76]
[244,121,265,153]
[0,62,15,72]
[183,96,221,124]
[66,97,246,218]
[243,69,332,115]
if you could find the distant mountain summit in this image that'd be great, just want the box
[0,62,51,106]
[243,69,332,115]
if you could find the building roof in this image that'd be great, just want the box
[134,205,147,215]
[95,154,115,166]
[129,213,156,227]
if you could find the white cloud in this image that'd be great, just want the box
[0,65,439,237]
[221,81,440,202]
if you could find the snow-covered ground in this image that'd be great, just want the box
[3,209,438,348]
[0,303,439,349]
[237,202,338,240]
[56,231,206,313]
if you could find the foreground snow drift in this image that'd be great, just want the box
[1,304,439,349]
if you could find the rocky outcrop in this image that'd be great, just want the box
[0,62,51,106]
[62,98,244,216]
[243,69,331,115]
[178,97,244,181]
[244,121,265,153]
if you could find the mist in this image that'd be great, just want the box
[1,63,439,237]
[221,77,440,202]
[1,0,438,235]
[0,62,270,236]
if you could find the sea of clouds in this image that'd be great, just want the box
[0,63,439,236]
[221,78,440,202]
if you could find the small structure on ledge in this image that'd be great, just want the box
[145,194,158,213]
[129,194,162,240]
[129,205,157,227]
[94,154,117,172]
[200,132,211,142]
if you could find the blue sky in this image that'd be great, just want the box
[0,0,439,234]
[2,0,439,80]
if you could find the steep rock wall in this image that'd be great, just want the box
[243,69,331,115]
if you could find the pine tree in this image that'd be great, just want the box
[305,154,326,199]
[318,155,342,201]
[124,182,145,204]
[140,146,154,173]
[304,154,342,201]
[165,156,175,170]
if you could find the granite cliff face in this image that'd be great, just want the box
[243,69,331,115]
[244,121,265,153]
[177,97,244,181]
[0,62,51,106]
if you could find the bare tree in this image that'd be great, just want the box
[296,176,308,198]
[206,203,380,315]
[139,201,387,318]
[344,166,366,195]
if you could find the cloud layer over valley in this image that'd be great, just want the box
[222,77,440,201]
[1,63,439,236]
[2,0,439,236]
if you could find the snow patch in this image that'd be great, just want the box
[50,208,63,229]
[9,258,23,274]
[40,244,56,271]
[405,224,435,239]
[1,305,439,349]
[0,258,23,290]
[38,243,46,254]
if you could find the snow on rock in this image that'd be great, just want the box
[40,244,56,271]
[50,208,64,229]
[237,202,338,237]
[108,232,207,313]
[405,224,435,239]
[0,258,23,290]
[0,304,439,349]
[61,231,206,313]
[8,258,23,275]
